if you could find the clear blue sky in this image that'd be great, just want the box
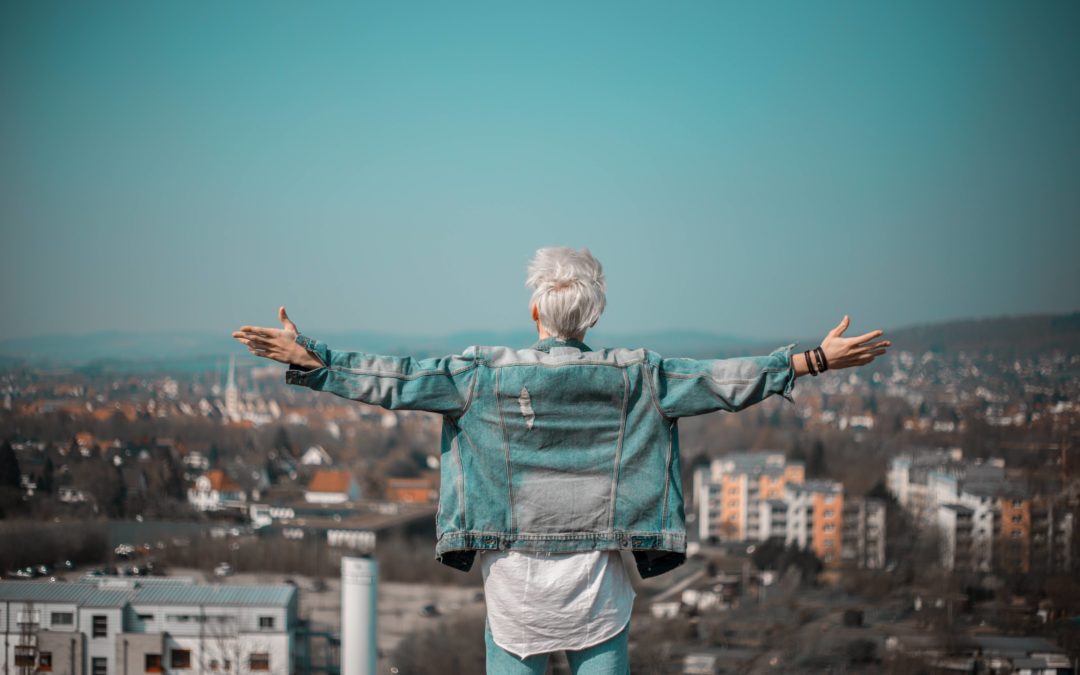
[2,1,1078,342]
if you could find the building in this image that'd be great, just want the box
[299,445,332,466]
[188,469,247,512]
[843,496,887,570]
[693,452,883,569]
[692,452,805,542]
[785,481,844,567]
[304,470,362,504]
[385,475,438,503]
[0,578,297,675]
[890,449,1075,575]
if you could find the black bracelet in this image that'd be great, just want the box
[814,346,829,372]
[804,350,818,376]
[812,347,825,373]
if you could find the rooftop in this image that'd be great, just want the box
[0,580,296,609]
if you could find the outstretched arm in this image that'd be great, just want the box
[649,315,890,418]
[232,307,478,415]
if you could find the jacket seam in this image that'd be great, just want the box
[456,365,480,418]
[450,432,467,530]
[481,360,646,369]
[641,361,674,423]
[493,368,515,534]
[661,423,674,530]
[661,370,783,381]
[607,369,631,531]
[329,362,478,379]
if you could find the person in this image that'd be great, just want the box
[232,246,889,674]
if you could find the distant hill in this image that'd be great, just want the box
[876,312,1080,355]
[0,312,1076,371]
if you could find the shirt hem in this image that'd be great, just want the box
[492,610,633,661]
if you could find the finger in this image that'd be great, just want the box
[829,315,850,338]
[235,329,279,341]
[238,326,280,339]
[850,330,884,346]
[279,306,299,332]
[235,336,276,350]
[853,339,890,354]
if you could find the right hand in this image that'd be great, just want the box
[819,315,890,370]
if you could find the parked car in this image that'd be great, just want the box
[213,563,233,578]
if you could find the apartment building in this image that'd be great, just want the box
[693,452,805,542]
[0,578,297,675]
[694,452,884,569]
[890,449,1075,575]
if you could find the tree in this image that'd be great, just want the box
[0,440,21,488]
[808,440,828,478]
[40,456,55,495]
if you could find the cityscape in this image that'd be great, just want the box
[1,312,1078,673]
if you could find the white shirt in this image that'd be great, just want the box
[480,549,636,659]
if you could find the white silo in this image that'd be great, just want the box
[341,556,378,675]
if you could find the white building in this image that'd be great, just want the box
[0,578,297,675]
[299,445,333,466]
[188,470,247,512]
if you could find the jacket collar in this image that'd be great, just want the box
[530,336,593,353]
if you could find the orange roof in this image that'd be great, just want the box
[207,469,241,492]
[307,469,354,493]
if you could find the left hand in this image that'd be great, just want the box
[231,306,322,368]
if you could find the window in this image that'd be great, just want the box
[823,510,835,518]
[258,615,275,629]
[1011,515,1022,524]
[824,539,835,548]
[823,524,835,533]
[1011,529,1022,539]
[15,646,35,667]
[727,500,738,508]
[51,612,74,626]
[138,613,154,622]
[249,653,270,671]
[171,649,191,669]
[210,660,219,670]
[145,654,162,673]
[223,659,232,671]
[92,614,108,638]
[39,651,53,672]
[92,658,108,675]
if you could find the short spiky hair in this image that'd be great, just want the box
[525,247,607,340]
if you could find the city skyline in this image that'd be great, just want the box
[2,1,1079,342]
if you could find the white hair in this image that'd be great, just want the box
[525,247,607,340]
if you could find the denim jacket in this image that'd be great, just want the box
[285,334,797,578]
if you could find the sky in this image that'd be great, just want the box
[2,1,1078,343]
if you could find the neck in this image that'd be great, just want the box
[536,325,585,342]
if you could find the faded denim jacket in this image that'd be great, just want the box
[285,334,798,578]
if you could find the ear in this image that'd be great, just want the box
[531,303,539,322]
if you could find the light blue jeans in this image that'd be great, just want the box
[484,617,631,674]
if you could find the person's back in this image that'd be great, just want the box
[232,246,890,674]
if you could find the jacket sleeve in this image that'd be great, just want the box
[646,343,797,419]
[283,333,479,416]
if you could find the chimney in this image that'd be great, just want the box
[341,556,378,675]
